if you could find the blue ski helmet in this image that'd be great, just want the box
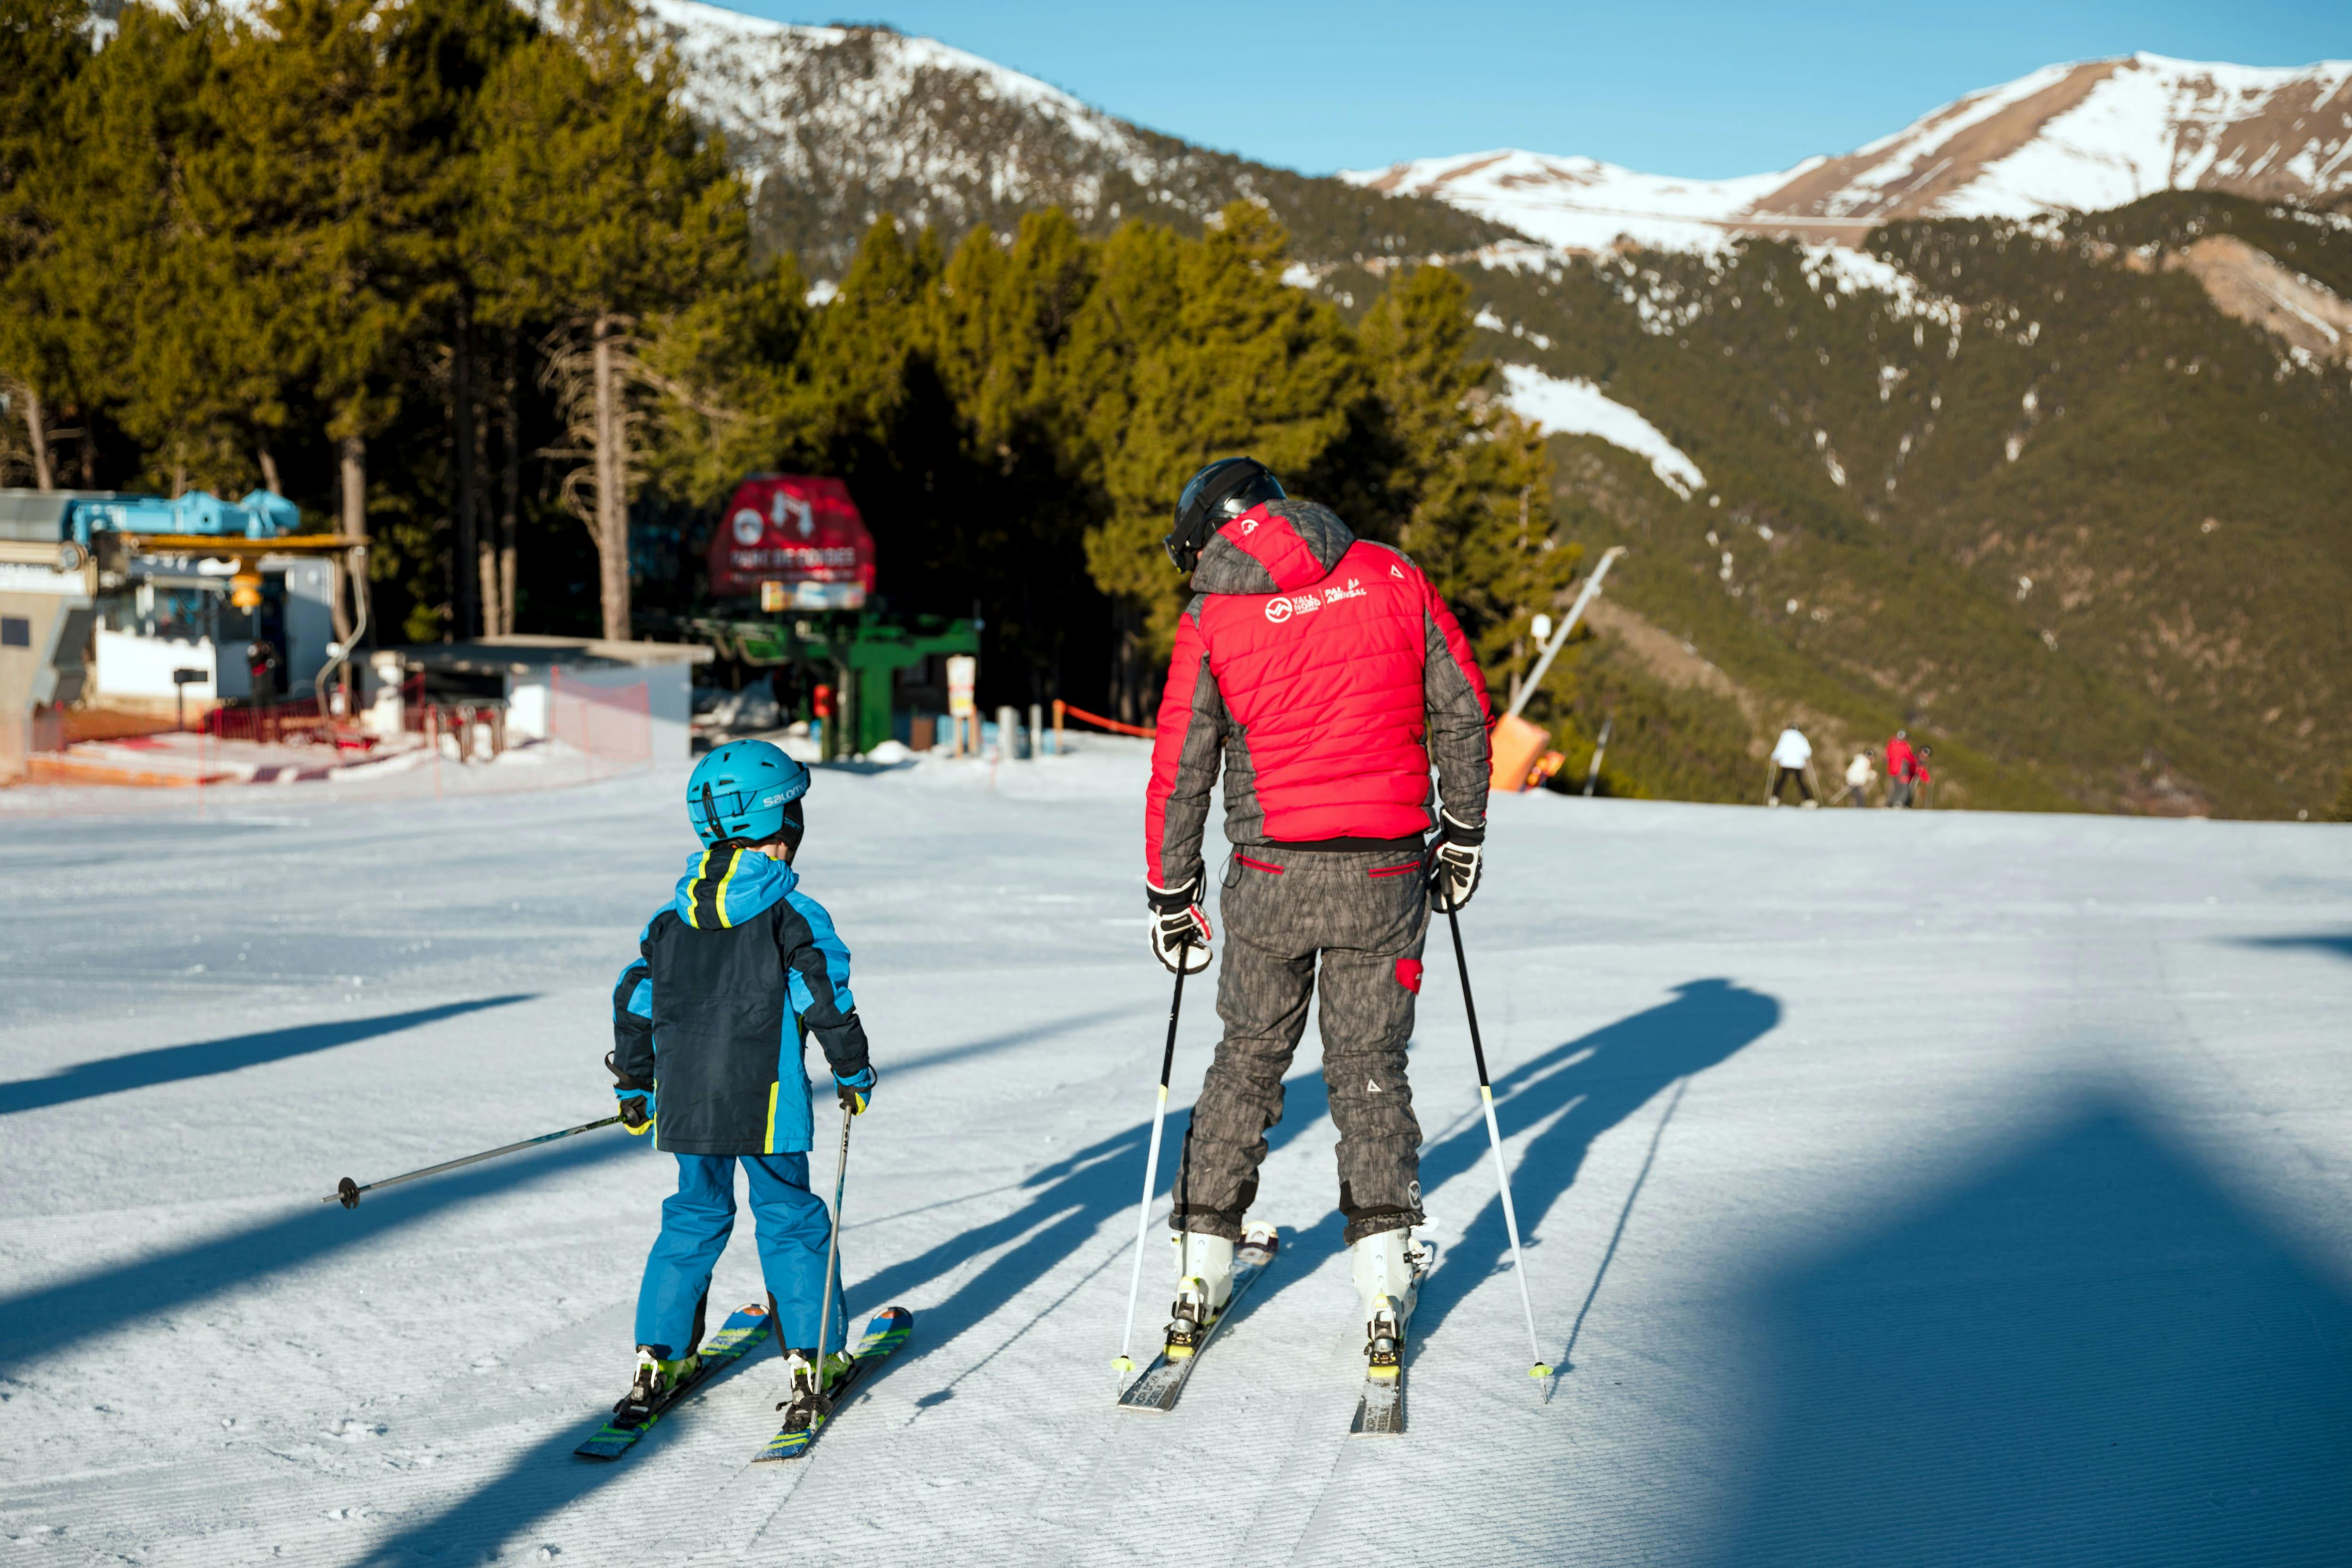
[687,739,810,848]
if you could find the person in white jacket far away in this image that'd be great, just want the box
[1842,748,1876,807]
[1767,725,1817,808]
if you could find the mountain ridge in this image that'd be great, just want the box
[639,0,1522,275]
[1350,53,2352,253]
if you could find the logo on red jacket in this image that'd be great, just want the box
[1264,597,1294,624]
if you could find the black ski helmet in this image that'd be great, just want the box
[1166,458,1287,572]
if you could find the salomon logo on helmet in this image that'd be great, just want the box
[686,740,810,848]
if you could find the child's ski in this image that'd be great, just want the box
[575,1301,774,1461]
[752,1306,914,1463]
[1116,1225,1280,1414]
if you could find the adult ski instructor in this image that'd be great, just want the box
[1141,456,1493,1373]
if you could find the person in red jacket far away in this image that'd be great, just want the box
[1140,457,1493,1376]
[1885,729,1918,809]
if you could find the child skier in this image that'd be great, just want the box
[604,739,877,1430]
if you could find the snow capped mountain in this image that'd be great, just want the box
[636,0,1513,276]
[1350,53,2352,253]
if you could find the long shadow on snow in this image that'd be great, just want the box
[0,995,536,1116]
[1703,1100,2352,1565]
[2234,931,2352,963]
[0,1130,637,1373]
[1245,978,1780,1356]
[349,1073,1340,1567]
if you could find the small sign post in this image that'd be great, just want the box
[172,666,205,732]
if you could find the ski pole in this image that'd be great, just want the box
[1437,874,1552,1387]
[324,1114,622,1208]
[802,1103,854,1414]
[1113,940,1190,1374]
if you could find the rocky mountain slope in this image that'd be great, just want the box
[1350,193,2352,818]
[1351,54,2352,253]
[640,0,1518,275]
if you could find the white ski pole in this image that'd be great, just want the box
[1114,943,1191,1376]
[796,1104,852,1417]
[1438,873,1551,1388]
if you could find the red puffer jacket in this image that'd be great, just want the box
[1144,500,1493,889]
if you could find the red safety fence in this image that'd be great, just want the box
[1054,699,1156,740]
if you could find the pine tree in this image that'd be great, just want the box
[1358,264,1581,709]
[1076,203,1366,715]
[469,0,745,640]
[0,0,93,488]
[639,253,819,508]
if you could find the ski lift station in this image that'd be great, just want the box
[0,486,347,723]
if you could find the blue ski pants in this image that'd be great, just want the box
[634,1153,847,1359]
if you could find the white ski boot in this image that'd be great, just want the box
[1352,1229,1432,1384]
[1166,1231,1236,1360]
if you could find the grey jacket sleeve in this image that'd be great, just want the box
[1422,591,1494,831]
[1145,602,1227,891]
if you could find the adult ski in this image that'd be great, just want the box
[575,1301,774,1461]
[1350,1240,1435,1438]
[752,1306,914,1463]
[1116,1225,1280,1414]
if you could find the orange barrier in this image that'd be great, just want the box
[1055,699,1156,740]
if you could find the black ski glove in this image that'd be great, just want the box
[1427,807,1485,912]
[1146,876,1213,975]
[606,1050,654,1136]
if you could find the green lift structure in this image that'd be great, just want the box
[644,609,979,760]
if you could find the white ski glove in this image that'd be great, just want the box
[1428,807,1485,912]
[1146,877,1213,975]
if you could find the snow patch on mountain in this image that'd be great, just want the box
[1497,365,1705,499]
[643,0,1158,202]
[1344,150,1812,254]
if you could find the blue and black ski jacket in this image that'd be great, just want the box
[610,845,871,1156]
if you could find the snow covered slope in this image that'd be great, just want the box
[1497,363,1706,497]
[3,760,2350,1564]
[1351,53,2352,252]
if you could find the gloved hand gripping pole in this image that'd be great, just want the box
[1113,939,1189,1375]
[1438,876,1552,1389]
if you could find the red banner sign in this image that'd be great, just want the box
[708,475,876,608]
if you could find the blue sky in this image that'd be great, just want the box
[722,0,2348,177]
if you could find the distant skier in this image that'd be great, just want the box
[604,740,878,1433]
[1767,724,1817,807]
[1885,729,1918,808]
[1842,748,1876,807]
[1142,457,1491,1379]
[1914,745,1936,809]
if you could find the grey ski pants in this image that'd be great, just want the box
[1171,844,1431,1247]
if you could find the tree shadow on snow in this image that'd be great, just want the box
[0,1130,636,1374]
[1702,1101,2352,1566]
[0,995,536,1116]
